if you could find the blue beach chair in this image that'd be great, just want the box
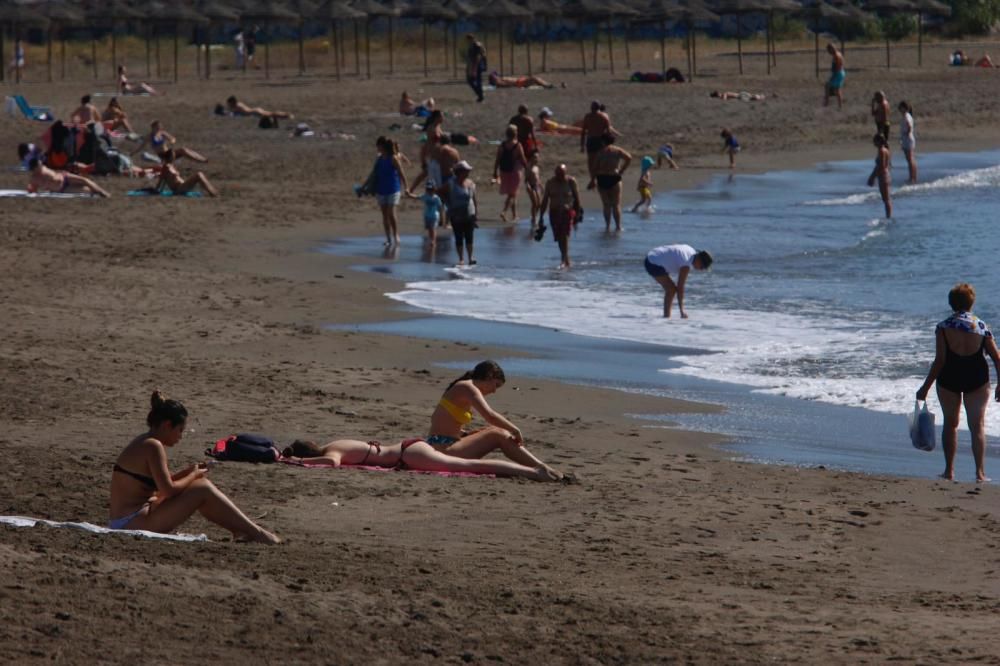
[12,95,53,121]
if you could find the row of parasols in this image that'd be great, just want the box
[0,0,953,86]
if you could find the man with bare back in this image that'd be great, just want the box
[593,134,632,232]
[580,100,611,189]
[70,95,101,125]
[538,164,582,269]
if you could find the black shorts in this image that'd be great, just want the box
[595,173,622,191]
[450,211,476,245]
[586,136,604,154]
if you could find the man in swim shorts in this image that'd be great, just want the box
[538,163,582,269]
[824,43,845,109]
[644,244,713,319]
[580,100,612,189]
[593,134,631,232]
[509,104,538,158]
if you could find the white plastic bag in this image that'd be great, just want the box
[908,400,936,451]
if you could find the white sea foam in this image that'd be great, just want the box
[804,164,1000,206]
[387,275,995,434]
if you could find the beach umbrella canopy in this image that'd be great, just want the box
[148,3,208,83]
[909,0,950,66]
[195,1,242,80]
[645,0,719,80]
[862,0,917,68]
[280,0,321,74]
[239,0,302,78]
[795,1,849,77]
[0,1,49,83]
[514,0,561,74]
[350,0,397,79]
[709,0,770,74]
[317,0,365,79]
[403,1,457,77]
[84,0,147,81]
[471,0,530,76]
[34,0,83,82]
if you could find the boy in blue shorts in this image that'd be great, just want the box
[421,182,444,244]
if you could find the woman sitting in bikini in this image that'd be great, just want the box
[133,120,208,163]
[118,65,158,96]
[109,390,280,543]
[155,149,219,197]
[101,97,136,135]
[425,360,563,478]
[282,438,560,481]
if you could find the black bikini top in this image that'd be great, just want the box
[113,464,156,490]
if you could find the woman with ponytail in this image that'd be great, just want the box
[427,361,563,478]
[108,390,280,543]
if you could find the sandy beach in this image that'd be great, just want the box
[3,36,1000,663]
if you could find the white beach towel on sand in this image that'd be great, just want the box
[0,516,207,542]
[0,189,95,199]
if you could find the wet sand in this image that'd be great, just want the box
[2,37,1000,663]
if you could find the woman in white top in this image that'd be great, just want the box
[898,101,917,184]
[644,244,713,319]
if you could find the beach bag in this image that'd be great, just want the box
[908,400,936,451]
[208,433,280,463]
[258,116,279,129]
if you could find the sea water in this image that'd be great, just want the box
[323,149,1000,480]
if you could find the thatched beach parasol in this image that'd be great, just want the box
[403,0,457,77]
[85,0,146,82]
[350,0,395,80]
[35,0,83,82]
[148,3,208,83]
[710,0,769,75]
[316,0,365,80]
[196,1,242,80]
[240,0,302,79]
[442,0,476,78]
[471,0,531,78]
[795,0,849,77]
[0,2,50,84]
[863,0,918,68]
[910,0,950,66]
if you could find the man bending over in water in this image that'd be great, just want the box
[28,159,110,197]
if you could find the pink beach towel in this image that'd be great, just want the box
[279,457,494,478]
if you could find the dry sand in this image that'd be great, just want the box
[2,37,1000,664]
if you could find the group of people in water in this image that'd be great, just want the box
[110,361,566,543]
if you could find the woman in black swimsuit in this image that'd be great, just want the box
[917,283,1000,482]
[593,134,632,233]
[109,391,280,542]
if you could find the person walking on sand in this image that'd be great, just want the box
[369,136,408,246]
[898,100,917,184]
[465,34,486,103]
[871,91,890,142]
[593,134,632,232]
[581,101,612,189]
[824,43,845,109]
[867,133,892,218]
[439,160,478,265]
[644,244,713,319]
[916,283,1000,483]
[28,159,110,198]
[538,163,582,269]
[109,390,280,542]
[425,360,563,479]
[493,125,527,222]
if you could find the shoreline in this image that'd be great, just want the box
[3,54,1000,663]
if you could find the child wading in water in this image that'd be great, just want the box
[631,156,656,214]
[720,128,740,168]
[421,181,444,244]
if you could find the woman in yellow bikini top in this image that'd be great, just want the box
[424,360,564,479]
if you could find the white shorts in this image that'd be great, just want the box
[376,192,401,207]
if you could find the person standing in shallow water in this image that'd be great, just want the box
[867,133,892,219]
[916,283,1000,483]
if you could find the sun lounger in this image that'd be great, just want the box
[7,95,53,121]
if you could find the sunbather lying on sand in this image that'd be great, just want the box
[488,72,556,89]
[710,90,768,101]
[226,96,292,120]
[282,438,560,481]
[118,65,159,96]
[109,390,279,543]
[538,107,583,136]
[28,158,109,197]
[424,360,564,479]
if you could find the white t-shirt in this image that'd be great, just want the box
[900,112,915,149]
[647,244,697,277]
